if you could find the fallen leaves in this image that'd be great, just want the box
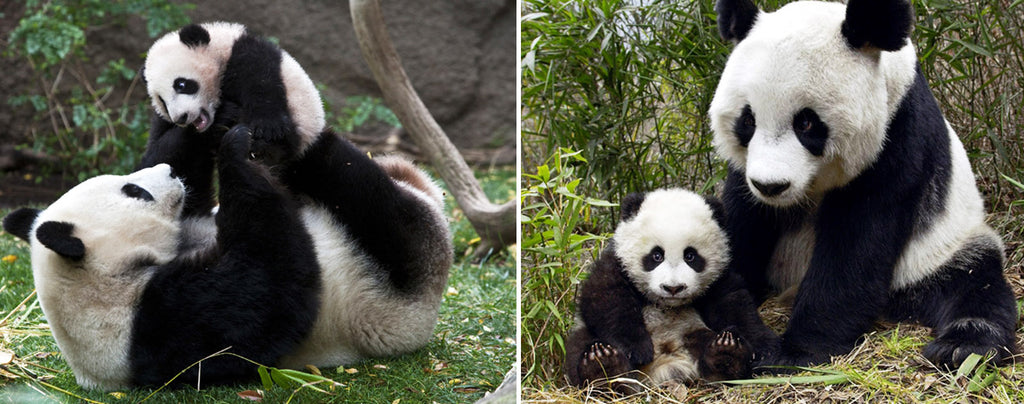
[237,389,263,401]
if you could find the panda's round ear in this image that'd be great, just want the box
[179,24,211,48]
[36,221,85,261]
[620,192,647,222]
[3,208,40,242]
[841,0,914,52]
[703,196,727,228]
[715,0,760,43]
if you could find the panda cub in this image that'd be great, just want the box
[143,21,323,165]
[711,0,1018,369]
[565,189,774,391]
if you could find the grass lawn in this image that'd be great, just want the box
[0,168,517,404]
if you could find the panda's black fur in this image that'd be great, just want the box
[564,189,777,391]
[712,0,1018,370]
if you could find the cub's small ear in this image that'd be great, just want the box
[703,196,727,228]
[139,65,146,84]
[179,24,211,48]
[3,208,40,242]
[35,221,85,261]
[841,0,914,51]
[620,193,647,222]
[716,0,760,43]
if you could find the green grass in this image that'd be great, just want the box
[0,168,516,404]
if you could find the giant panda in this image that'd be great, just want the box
[709,0,1018,370]
[564,189,777,391]
[3,122,452,389]
[142,22,324,165]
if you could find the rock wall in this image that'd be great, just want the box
[0,0,516,164]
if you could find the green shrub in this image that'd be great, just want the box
[5,0,193,181]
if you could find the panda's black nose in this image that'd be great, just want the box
[175,114,189,126]
[751,180,790,197]
[661,284,686,295]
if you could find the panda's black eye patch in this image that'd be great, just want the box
[734,105,756,147]
[793,108,828,156]
[122,183,154,202]
[173,78,199,95]
[643,246,665,272]
[683,247,707,272]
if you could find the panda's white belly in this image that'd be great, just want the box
[769,127,996,294]
[639,305,705,385]
[278,205,442,369]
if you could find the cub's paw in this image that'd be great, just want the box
[923,332,1015,370]
[211,101,243,133]
[702,330,753,381]
[579,342,631,383]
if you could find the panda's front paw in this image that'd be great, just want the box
[702,330,754,380]
[578,342,631,383]
[221,124,253,160]
[211,101,243,133]
[248,118,299,166]
[923,326,1015,370]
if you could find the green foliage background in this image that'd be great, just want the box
[520,0,1024,396]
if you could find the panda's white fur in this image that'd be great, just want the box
[144,22,324,152]
[711,2,918,206]
[614,190,730,308]
[25,165,182,388]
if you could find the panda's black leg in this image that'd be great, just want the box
[888,241,1018,369]
[282,132,449,292]
[564,326,633,389]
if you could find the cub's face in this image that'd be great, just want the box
[28,164,185,279]
[709,1,918,207]
[144,22,245,132]
[614,189,730,307]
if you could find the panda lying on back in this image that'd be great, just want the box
[565,189,777,391]
[1,22,454,389]
[711,0,1018,369]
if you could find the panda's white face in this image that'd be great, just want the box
[32,164,185,277]
[144,22,245,132]
[709,1,918,207]
[614,189,730,307]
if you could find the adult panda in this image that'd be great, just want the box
[710,0,1018,370]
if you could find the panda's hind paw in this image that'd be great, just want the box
[579,342,631,383]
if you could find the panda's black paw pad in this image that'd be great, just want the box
[579,342,630,382]
[703,331,753,380]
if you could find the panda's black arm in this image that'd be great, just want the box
[694,271,780,360]
[138,113,217,217]
[281,132,447,293]
[721,168,784,303]
[576,245,653,367]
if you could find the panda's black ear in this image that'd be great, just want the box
[36,221,85,261]
[716,0,759,43]
[138,65,146,84]
[3,208,40,242]
[841,0,914,51]
[703,196,727,228]
[620,193,646,222]
[179,24,211,48]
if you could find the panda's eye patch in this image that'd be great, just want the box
[122,183,155,202]
[793,108,828,156]
[173,78,199,95]
[683,247,707,272]
[643,246,665,272]
[734,105,756,147]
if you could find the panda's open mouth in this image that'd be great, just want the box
[192,110,212,132]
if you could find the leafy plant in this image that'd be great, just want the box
[5,0,193,181]
[520,148,614,386]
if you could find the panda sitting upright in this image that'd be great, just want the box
[564,189,777,391]
[710,0,1018,369]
